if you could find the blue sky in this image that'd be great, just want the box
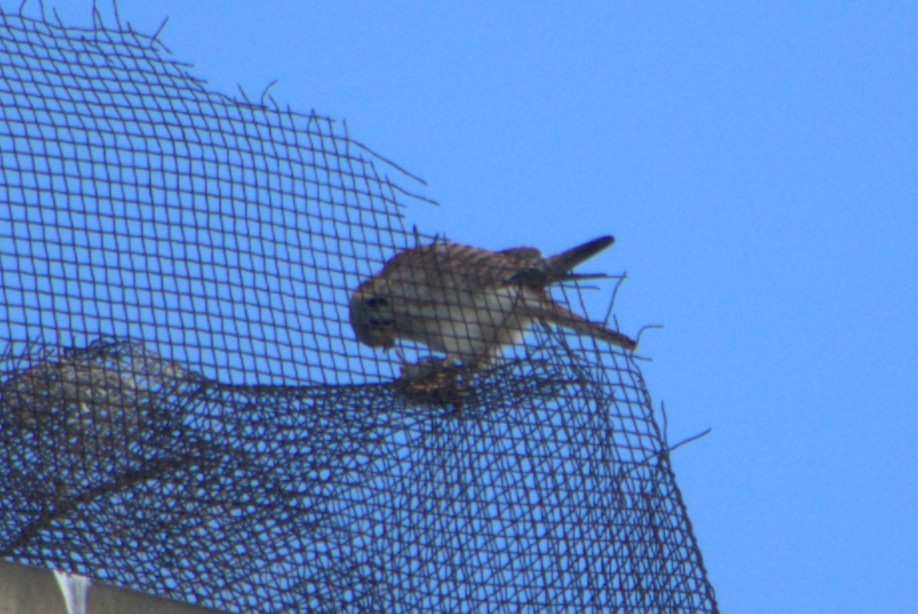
[42,2,918,611]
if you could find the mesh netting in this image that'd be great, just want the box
[0,9,718,613]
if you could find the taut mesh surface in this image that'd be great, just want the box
[0,9,718,612]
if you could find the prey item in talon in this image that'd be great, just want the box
[350,235,637,369]
[394,357,466,409]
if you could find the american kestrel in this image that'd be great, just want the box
[349,235,637,368]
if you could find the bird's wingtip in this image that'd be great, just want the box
[595,235,615,248]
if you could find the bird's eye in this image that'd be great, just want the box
[364,296,388,309]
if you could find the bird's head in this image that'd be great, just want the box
[349,285,398,349]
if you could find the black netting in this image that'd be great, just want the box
[0,9,717,613]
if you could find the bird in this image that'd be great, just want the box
[349,235,637,368]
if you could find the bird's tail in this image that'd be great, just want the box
[535,300,637,351]
[545,236,615,276]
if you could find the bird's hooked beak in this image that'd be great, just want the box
[349,286,397,348]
